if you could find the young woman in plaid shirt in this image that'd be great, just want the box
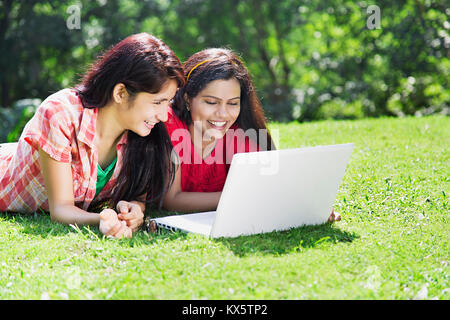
[0,33,184,238]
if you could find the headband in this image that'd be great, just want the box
[186,59,212,82]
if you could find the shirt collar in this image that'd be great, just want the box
[77,104,129,150]
[77,107,98,149]
[116,130,128,148]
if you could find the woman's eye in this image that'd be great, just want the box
[205,101,216,105]
[154,101,162,105]
[229,103,239,106]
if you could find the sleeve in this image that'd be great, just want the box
[22,99,73,163]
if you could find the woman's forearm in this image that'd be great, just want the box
[163,191,221,213]
[50,204,100,226]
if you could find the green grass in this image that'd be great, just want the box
[1,115,449,300]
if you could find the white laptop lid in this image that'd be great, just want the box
[209,143,354,238]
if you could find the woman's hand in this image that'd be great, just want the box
[99,208,132,238]
[328,208,341,223]
[116,200,145,233]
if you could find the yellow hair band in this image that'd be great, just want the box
[186,59,211,82]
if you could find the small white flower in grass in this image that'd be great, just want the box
[66,267,82,290]
[40,292,51,300]
[59,292,69,300]
[361,265,382,291]
[228,288,234,294]
[106,288,116,299]
[413,284,428,300]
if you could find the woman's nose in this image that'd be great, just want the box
[156,104,169,122]
[216,102,228,118]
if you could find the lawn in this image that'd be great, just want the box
[0,115,448,300]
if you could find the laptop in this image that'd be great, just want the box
[152,143,354,238]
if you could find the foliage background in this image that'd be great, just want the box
[0,0,449,142]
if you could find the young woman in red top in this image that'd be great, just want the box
[161,48,340,222]
[0,33,184,238]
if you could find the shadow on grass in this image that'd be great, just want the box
[0,211,188,245]
[215,223,359,257]
[1,212,358,254]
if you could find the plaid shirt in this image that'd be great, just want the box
[0,89,128,213]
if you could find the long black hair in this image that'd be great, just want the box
[172,48,275,151]
[75,33,185,209]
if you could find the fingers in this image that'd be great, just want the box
[99,209,121,235]
[99,209,131,238]
[126,209,144,232]
[105,221,123,237]
[100,208,118,221]
[107,221,132,239]
[327,209,342,223]
[111,221,126,238]
[149,220,158,233]
[100,201,143,238]
[117,202,144,232]
[117,203,141,220]
[123,225,132,238]
[126,221,141,233]
[116,200,130,215]
[117,222,132,239]
[100,218,121,237]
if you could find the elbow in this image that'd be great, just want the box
[161,199,175,212]
[162,193,180,212]
[49,207,64,223]
[49,204,71,224]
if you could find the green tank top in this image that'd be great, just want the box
[95,157,117,198]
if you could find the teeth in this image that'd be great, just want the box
[208,120,226,127]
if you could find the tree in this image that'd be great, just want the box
[0,0,448,123]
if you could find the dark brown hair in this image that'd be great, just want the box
[172,48,274,150]
[76,33,185,208]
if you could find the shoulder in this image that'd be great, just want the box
[36,88,83,124]
[166,106,185,126]
[165,105,187,135]
[19,89,82,163]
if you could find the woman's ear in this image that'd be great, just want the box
[112,83,128,104]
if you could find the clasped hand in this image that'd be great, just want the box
[99,200,144,239]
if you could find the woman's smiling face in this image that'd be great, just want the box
[120,79,178,137]
[188,78,241,144]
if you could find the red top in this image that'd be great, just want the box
[164,107,259,192]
